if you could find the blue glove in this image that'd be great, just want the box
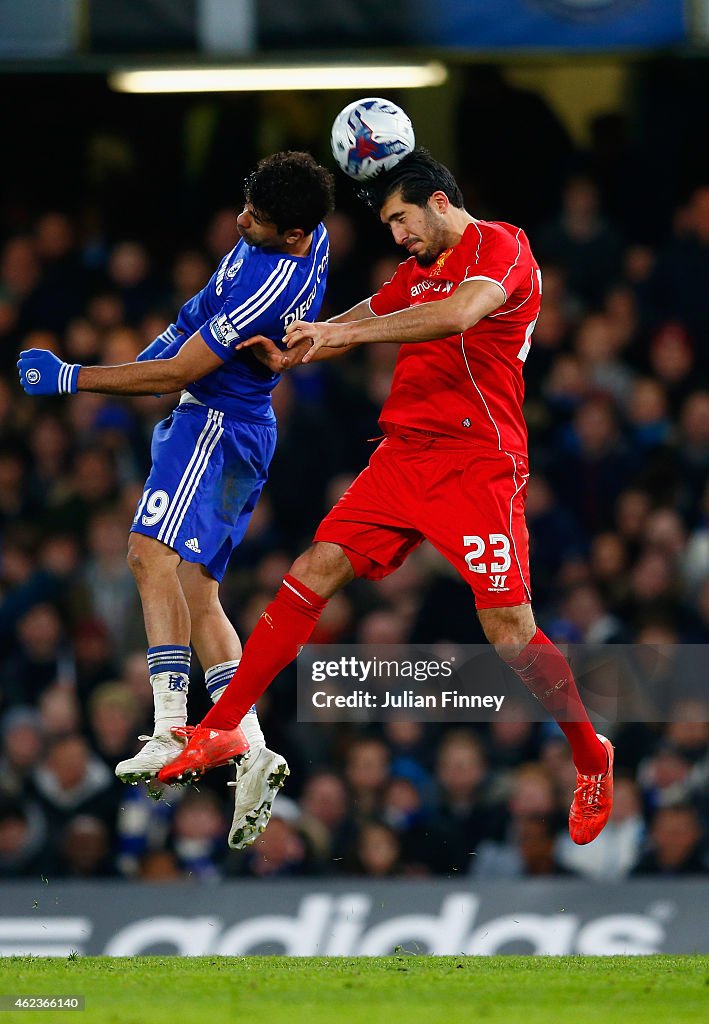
[18,349,79,395]
[137,324,182,361]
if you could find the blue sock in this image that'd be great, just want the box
[147,645,191,677]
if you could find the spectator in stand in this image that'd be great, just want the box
[474,766,571,879]
[614,488,652,563]
[170,791,227,881]
[32,734,117,831]
[677,392,709,521]
[382,720,436,783]
[622,550,681,627]
[70,619,118,700]
[37,685,82,742]
[344,737,391,819]
[682,480,709,599]
[653,186,709,357]
[603,284,642,365]
[299,771,355,863]
[26,415,72,509]
[0,446,32,534]
[55,814,116,878]
[536,176,624,308]
[0,708,44,801]
[106,242,166,325]
[574,313,634,405]
[632,805,708,876]
[87,682,143,772]
[137,849,184,882]
[0,534,80,653]
[346,819,403,877]
[648,322,697,415]
[526,475,586,607]
[556,583,624,644]
[663,703,709,807]
[0,237,40,339]
[2,603,74,708]
[588,532,629,608]
[638,741,696,814]
[0,797,49,878]
[551,395,633,535]
[50,447,121,540]
[625,378,673,458]
[171,250,210,309]
[80,510,144,655]
[514,816,574,877]
[427,731,495,874]
[380,776,438,874]
[64,317,101,365]
[486,710,541,774]
[24,213,86,334]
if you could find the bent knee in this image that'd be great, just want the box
[290,542,354,598]
[493,637,533,662]
[479,604,537,659]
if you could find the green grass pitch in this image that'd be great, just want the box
[0,956,706,1024]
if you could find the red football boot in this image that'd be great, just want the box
[569,734,614,845]
[157,724,250,784]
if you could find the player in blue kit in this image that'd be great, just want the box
[18,151,335,847]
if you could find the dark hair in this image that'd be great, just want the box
[361,147,464,211]
[244,151,335,235]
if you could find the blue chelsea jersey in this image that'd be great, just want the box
[175,223,329,423]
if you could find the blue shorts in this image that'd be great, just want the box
[130,400,277,582]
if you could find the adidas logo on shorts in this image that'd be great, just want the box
[185,538,202,553]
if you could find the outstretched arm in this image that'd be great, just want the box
[19,331,224,398]
[293,297,373,363]
[285,279,505,363]
[236,298,375,370]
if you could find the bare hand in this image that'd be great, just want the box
[235,334,287,373]
[284,320,350,363]
[281,338,316,370]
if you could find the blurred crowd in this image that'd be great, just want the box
[1,135,709,883]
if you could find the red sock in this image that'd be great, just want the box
[508,628,607,775]
[201,575,327,730]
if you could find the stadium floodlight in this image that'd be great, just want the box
[109,62,448,94]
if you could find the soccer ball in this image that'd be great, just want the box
[330,97,415,180]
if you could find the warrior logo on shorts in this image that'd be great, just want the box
[488,575,509,592]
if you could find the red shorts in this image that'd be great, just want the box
[315,430,532,609]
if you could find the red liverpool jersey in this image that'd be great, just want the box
[369,219,541,456]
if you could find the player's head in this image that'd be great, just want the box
[239,151,335,248]
[363,148,465,266]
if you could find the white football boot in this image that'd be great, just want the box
[115,733,186,784]
[227,747,290,849]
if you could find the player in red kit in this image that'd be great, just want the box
[159,149,614,847]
